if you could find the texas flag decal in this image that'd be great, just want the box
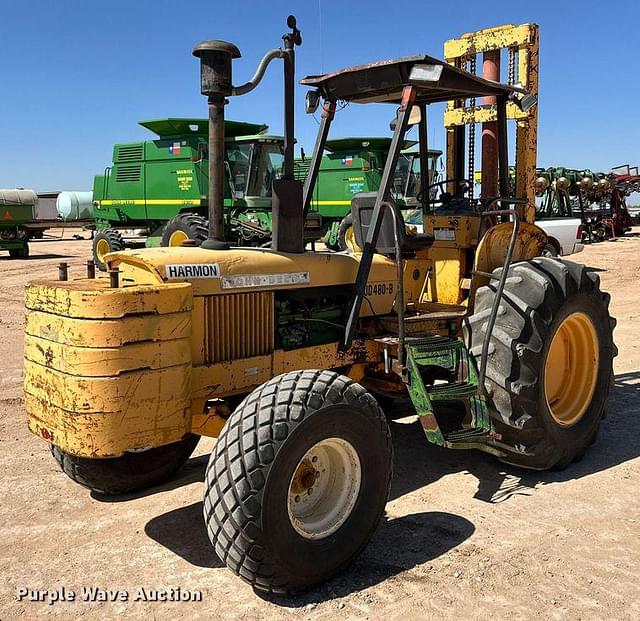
[169,142,181,155]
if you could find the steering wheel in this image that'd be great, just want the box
[417,178,472,206]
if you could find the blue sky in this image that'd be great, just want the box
[1,0,638,191]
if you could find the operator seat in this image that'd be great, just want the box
[351,192,433,257]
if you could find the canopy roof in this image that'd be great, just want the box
[324,137,417,153]
[139,118,268,138]
[301,55,525,105]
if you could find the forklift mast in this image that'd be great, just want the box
[443,24,539,222]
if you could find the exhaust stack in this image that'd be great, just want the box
[193,17,302,252]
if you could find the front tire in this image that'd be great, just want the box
[92,228,125,271]
[203,370,392,594]
[465,257,616,470]
[337,214,359,252]
[51,434,200,494]
[161,213,208,247]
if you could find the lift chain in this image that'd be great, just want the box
[467,55,477,199]
[508,47,516,85]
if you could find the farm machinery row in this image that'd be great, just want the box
[535,164,639,242]
[90,118,441,265]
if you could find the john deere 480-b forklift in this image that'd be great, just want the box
[24,19,616,594]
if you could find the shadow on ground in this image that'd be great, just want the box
[140,372,640,596]
[145,503,473,600]
[145,501,224,569]
[388,370,640,504]
[268,511,474,606]
[106,372,640,507]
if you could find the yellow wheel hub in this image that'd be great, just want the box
[95,238,111,263]
[344,226,362,253]
[168,230,189,247]
[544,311,599,426]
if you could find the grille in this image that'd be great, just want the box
[116,143,144,162]
[115,164,142,182]
[294,159,311,182]
[203,292,274,363]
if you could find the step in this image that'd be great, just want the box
[444,428,492,443]
[426,381,477,400]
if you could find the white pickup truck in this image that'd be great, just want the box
[536,217,584,257]
[406,212,584,258]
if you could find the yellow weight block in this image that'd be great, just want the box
[25,310,191,347]
[24,359,190,414]
[25,279,192,318]
[24,334,191,377]
[25,393,191,458]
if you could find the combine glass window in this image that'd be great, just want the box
[226,142,284,198]
[248,143,284,198]
[227,144,253,198]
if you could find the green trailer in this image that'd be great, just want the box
[295,138,442,249]
[91,117,286,268]
[0,190,39,258]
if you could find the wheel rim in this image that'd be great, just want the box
[95,238,111,263]
[168,230,189,247]
[287,437,362,539]
[344,226,361,253]
[544,311,599,426]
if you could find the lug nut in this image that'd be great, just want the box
[311,456,318,463]
[294,495,300,503]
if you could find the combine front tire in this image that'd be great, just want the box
[337,214,359,252]
[161,213,208,247]
[92,228,125,271]
[51,434,200,494]
[203,370,392,594]
[466,257,616,470]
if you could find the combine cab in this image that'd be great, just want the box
[295,137,441,249]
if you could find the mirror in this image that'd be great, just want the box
[305,90,320,114]
[389,105,422,131]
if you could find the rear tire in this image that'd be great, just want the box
[541,241,559,257]
[51,434,200,494]
[203,370,392,595]
[465,257,616,470]
[592,223,609,242]
[92,228,125,271]
[161,213,208,247]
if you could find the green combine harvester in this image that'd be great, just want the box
[295,138,441,249]
[91,118,288,268]
[92,122,441,262]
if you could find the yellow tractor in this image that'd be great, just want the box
[24,19,615,594]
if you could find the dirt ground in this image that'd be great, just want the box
[1,231,639,620]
